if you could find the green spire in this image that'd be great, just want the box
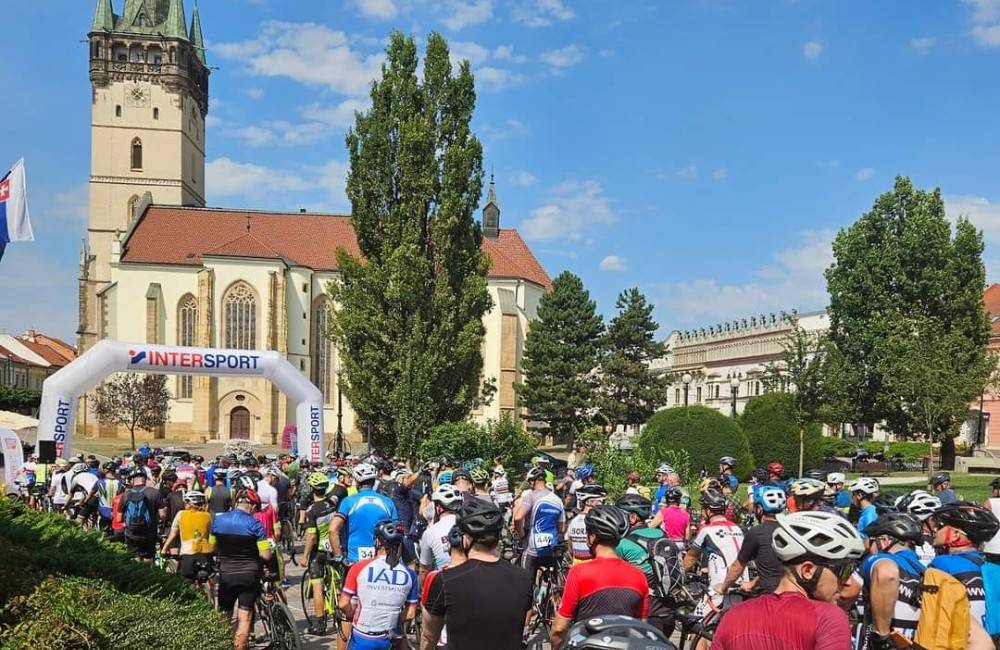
[92,0,114,32]
[164,0,187,39]
[189,2,206,64]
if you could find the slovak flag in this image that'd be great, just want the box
[0,159,34,262]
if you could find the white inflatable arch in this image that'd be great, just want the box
[37,340,325,462]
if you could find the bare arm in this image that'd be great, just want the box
[647,510,663,529]
[683,546,700,572]
[716,559,746,593]
[330,515,345,557]
[869,561,899,636]
[337,593,354,619]
[421,611,445,650]
[550,614,573,649]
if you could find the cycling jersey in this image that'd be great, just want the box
[557,556,649,621]
[95,477,120,519]
[206,484,232,514]
[337,489,398,563]
[210,509,269,575]
[491,477,512,505]
[616,526,667,588]
[171,509,213,555]
[342,557,418,635]
[254,504,279,540]
[257,480,280,513]
[566,512,591,563]
[658,504,690,540]
[936,488,958,505]
[720,473,739,492]
[857,504,878,538]
[915,537,936,566]
[861,549,924,640]
[521,487,565,557]
[713,590,852,650]
[737,520,783,593]
[930,551,986,623]
[305,498,338,552]
[69,471,98,499]
[50,469,69,505]
[419,513,457,569]
[692,518,746,588]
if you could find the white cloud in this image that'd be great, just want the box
[511,0,575,27]
[354,0,398,20]
[213,22,384,96]
[600,255,627,272]
[909,36,937,54]
[972,23,1000,46]
[659,229,834,326]
[475,66,525,91]
[945,194,1000,245]
[301,98,370,129]
[509,171,537,187]
[226,98,369,148]
[540,44,584,69]
[711,167,728,180]
[677,165,698,180]
[243,87,265,99]
[480,118,530,142]
[520,179,617,241]
[855,167,876,181]
[963,0,1000,46]
[492,45,528,63]
[450,40,491,66]
[441,0,493,30]
[206,158,314,197]
[802,40,824,60]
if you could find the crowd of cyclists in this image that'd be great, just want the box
[9,447,1000,650]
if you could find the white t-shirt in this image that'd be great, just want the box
[419,513,457,569]
[984,498,1000,555]
[257,480,280,513]
[50,469,69,505]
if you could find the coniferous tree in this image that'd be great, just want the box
[330,33,491,457]
[598,287,667,429]
[517,272,604,448]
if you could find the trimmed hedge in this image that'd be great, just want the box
[740,393,823,472]
[817,437,934,463]
[638,406,754,478]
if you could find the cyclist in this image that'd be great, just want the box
[469,467,492,501]
[826,472,850,512]
[615,494,676,637]
[895,489,942,565]
[422,498,532,650]
[928,502,1000,628]
[684,490,746,615]
[651,463,675,511]
[514,467,566,584]
[550,504,649,648]
[420,484,464,575]
[339,520,418,650]
[569,464,596,509]
[985,477,1000,556]
[451,468,474,495]
[849,477,880,536]
[328,465,353,504]
[490,466,512,508]
[332,463,398,565]
[718,456,739,494]
[388,467,423,565]
[929,471,959,505]
[258,466,281,514]
[119,468,163,561]
[788,478,837,515]
[530,455,555,488]
[716,484,787,596]
[47,458,70,512]
[161,490,215,582]
[856,512,925,649]
[647,486,691,547]
[420,525,467,650]
[625,471,652,500]
[94,461,122,532]
[67,462,99,526]
[206,468,232,515]
[210,488,271,650]
[566,483,608,564]
[302,471,338,636]
[713,511,864,649]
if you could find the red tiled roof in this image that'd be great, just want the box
[986,284,1000,316]
[15,338,73,368]
[121,206,551,289]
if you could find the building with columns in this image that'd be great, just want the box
[77,1,551,448]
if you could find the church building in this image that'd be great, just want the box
[79,1,551,449]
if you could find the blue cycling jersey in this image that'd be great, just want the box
[931,551,986,624]
[337,488,398,563]
[857,504,878,538]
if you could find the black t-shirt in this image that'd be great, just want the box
[164,490,185,527]
[209,484,232,514]
[424,558,532,650]
[275,474,291,503]
[329,483,349,506]
[737,519,783,593]
[117,486,163,537]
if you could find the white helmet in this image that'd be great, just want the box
[352,463,377,483]
[772,511,864,563]
[655,463,674,475]
[431,484,463,511]
[848,477,880,495]
[896,489,942,522]
[391,467,412,481]
[826,472,845,485]
[72,463,88,475]
[184,490,206,506]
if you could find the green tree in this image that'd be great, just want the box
[740,392,823,474]
[638,405,754,478]
[92,374,170,452]
[517,271,604,449]
[598,287,668,430]
[329,33,492,457]
[825,177,991,469]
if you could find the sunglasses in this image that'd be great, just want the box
[816,561,854,583]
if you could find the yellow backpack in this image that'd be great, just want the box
[912,567,970,650]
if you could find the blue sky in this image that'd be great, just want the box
[3,0,1000,342]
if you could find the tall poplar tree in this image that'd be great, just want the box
[598,287,667,429]
[517,272,604,447]
[330,33,492,457]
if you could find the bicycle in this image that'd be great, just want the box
[526,545,568,638]
[192,557,217,603]
[255,570,302,650]
[299,552,349,640]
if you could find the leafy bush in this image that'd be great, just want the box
[487,415,538,470]
[817,436,857,457]
[740,393,823,472]
[638,406,754,478]
[589,446,692,500]
[0,384,41,415]
[420,416,537,470]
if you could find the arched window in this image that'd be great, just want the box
[312,299,335,403]
[224,282,257,350]
[153,107,159,120]
[177,294,197,398]
[116,105,122,117]
[131,138,142,170]
[126,194,139,223]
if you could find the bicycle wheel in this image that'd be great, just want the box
[299,571,322,630]
[266,601,303,650]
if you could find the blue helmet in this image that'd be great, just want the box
[438,470,454,485]
[754,485,787,514]
[575,464,595,480]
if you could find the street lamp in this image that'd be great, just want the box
[729,376,740,418]
[334,352,345,456]
[682,372,692,407]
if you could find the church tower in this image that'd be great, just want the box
[80,0,209,352]
[482,172,500,238]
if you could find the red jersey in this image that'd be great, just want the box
[557,556,648,621]
[712,591,851,650]
[253,505,278,540]
[111,491,126,532]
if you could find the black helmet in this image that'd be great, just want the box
[933,502,1000,543]
[699,490,728,513]
[864,512,924,546]
[873,493,901,515]
[377,460,393,473]
[803,469,827,482]
[526,467,547,483]
[585,504,629,544]
[929,471,951,486]
[451,469,472,483]
[447,524,463,549]
[664,487,683,504]
[102,461,116,473]
[458,498,503,539]
[374,519,405,546]
[615,494,651,519]
[752,467,768,482]
[563,615,677,650]
[162,470,178,483]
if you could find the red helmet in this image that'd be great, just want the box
[767,462,785,476]
[627,471,640,483]
[237,488,261,509]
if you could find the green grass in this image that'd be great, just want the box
[872,473,999,504]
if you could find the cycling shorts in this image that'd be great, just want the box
[520,550,559,584]
[348,630,392,650]
[309,550,332,581]
[218,571,259,613]
[178,553,214,581]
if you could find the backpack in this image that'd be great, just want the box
[912,567,970,650]
[626,530,683,600]
[124,488,153,535]
[981,558,1000,641]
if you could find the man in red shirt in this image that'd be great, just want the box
[712,511,864,650]
[550,504,649,648]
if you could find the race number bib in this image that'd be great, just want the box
[533,533,554,548]
[358,546,376,560]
